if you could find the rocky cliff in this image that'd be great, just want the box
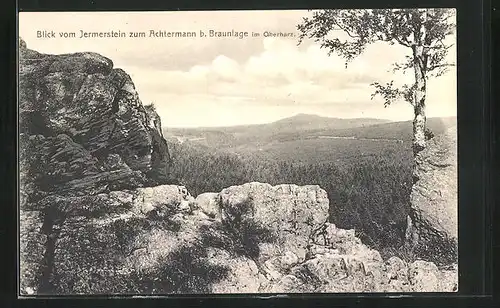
[406,125,458,266]
[19,41,457,295]
[19,38,172,293]
[19,39,171,195]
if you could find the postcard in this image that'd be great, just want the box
[18,9,457,296]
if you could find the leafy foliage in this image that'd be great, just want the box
[371,81,416,107]
[297,9,456,106]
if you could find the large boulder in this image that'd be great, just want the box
[406,125,458,266]
[218,182,329,272]
[20,180,458,295]
[23,185,197,295]
[18,40,171,194]
[19,40,174,295]
[19,133,148,203]
[267,224,458,293]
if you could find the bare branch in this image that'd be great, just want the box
[422,43,454,49]
[393,36,412,47]
[390,55,414,73]
[428,63,455,71]
[331,19,362,39]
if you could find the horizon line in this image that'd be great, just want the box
[161,113,457,129]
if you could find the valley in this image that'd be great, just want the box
[162,114,456,252]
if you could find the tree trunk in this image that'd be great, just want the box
[411,46,427,158]
[405,45,427,248]
[413,101,426,157]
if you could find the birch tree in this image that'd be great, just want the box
[297,8,456,157]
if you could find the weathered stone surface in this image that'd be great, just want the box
[206,248,265,293]
[195,192,220,219]
[406,125,458,266]
[20,133,147,203]
[19,41,174,295]
[266,222,458,293]
[36,185,195,294]
[19,41,171,193]
[21,180,458,295]
[143,104,171,182]
[19,210,46,295]
[219,182,329,268]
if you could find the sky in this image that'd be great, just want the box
[19,10,457,128]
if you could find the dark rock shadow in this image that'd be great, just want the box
[144,208,182,233]
[199,197,277,260]
[413,235,458,268]
[199,219,276,261]
[130,244,230,294]
[132,197,277,294]
[292,264,323,289]
[158,245,230,294]
[46,215,147,295]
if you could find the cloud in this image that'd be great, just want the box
[20,10,457,127]
[211,55,241,81]
[116,27,456,128]
[129,36,392,106]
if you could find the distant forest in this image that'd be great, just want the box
[166,138,413,254]
[163,116,455,257]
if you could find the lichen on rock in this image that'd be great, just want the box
[406,125,458,267]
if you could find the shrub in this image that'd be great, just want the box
[200,197,276,260]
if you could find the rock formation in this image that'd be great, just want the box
[19,38,172,294]
[21,182,458,294]
[405,125,458,266]
[19,38,171,195]
[19,40,457,295]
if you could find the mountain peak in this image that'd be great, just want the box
[291,113,324,119]
[276,113,330,123]
[294,113,318,117]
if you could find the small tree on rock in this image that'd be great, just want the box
[297,8,456,157]
[297,9,456,253]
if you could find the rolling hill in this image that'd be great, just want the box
[164,114,390,146]
[315,116,457,141]
[163,114,457,154]
[164,113,456,252]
